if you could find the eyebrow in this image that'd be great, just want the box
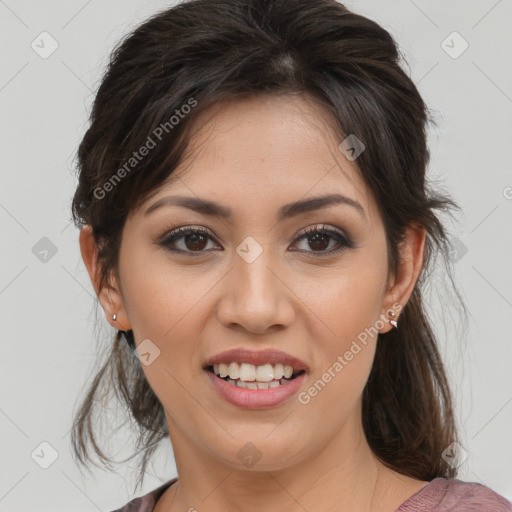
[144,193,365,221]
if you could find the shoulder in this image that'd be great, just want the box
[109,478,178,512]
[439,478,512,511]
[397,477,512,511]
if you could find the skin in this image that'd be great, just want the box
[80,93,429,511]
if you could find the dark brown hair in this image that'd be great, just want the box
[70,0,467,492]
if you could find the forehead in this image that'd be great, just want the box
[140,94,376,225]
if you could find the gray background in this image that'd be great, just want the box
[1,0,511,510]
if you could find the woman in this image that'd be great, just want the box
[70,0,512,510]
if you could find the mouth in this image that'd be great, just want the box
[206,362,307,390]
[202,348,309,408]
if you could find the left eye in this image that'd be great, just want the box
[159,225,354,255]
[291,226,354,254]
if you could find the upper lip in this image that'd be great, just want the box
[204,348,309,372]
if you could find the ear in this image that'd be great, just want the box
[379,223,427,334]
[79,225,132,331]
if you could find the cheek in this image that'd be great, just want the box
[119,244,220,341]
[117,251,227,401]
[297,257,387,348]
[295,258,386,410]
[297,345,375,440]
[297,279,380,426]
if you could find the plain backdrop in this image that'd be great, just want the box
[1,0,511,510]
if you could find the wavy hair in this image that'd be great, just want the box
[70,0,467,492]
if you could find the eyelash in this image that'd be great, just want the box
[158,224,355,257]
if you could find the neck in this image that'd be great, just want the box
[160,410,395,512]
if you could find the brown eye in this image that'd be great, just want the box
[306,231,330,251]
[182,232,208,251]
[291,225,355,255]
[159,226,221,254]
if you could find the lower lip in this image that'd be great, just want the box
[204,369,307,409]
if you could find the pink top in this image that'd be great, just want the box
[110,476,512,511]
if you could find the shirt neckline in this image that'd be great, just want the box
[148,476,444,511]
[395,477,446,510]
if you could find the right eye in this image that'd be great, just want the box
[159,226,223,254]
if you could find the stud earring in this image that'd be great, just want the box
[112,313,117,321]
[388,311,398,329]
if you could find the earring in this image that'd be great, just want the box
[112,313,117,321]
[388,311,398,329]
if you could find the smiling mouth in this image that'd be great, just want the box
[206,362,306,390]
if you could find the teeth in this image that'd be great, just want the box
[273,363,284,380]
[228,362,239,379]
[211,362,299,382]
[218,363,229,378]
[239,363,256,381]
[255,364,273,382]
[226,378,292,389]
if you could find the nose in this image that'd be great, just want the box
[216,249,295,334]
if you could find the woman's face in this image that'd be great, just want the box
[101,94,413,472]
